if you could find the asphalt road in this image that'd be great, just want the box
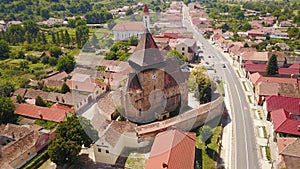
[182,5,260,169]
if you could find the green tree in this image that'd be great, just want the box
[0,40,10,59]
[125,8,133,16]
[48,116,98,166]
[68,19,76,28]
[57,55,75,73]
[188,66,212,104]
[64,30,71,45]
[35,96,46,107]
[128,36,138,46]
[51,31,57,44]
[40,8,50,19]
[48,138,81,166]
[7,24,25,44]
[0,82,14,97]
[75,25,89,48]
[266,54,278,75]
[200,125,213,146]
[61,83,70,94]
[49,46,63,58]
[23,20,39,37]
[91,34,100,49]
[166,49,185,64]
[0,96,17,124]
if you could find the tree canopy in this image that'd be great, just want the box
[0,40,10,59]
[57,55,76,73]
[188,66,212,104]
[200,125,213,146]
[0,96,17,125]
[266,54,278,75]
[48,115,98,166]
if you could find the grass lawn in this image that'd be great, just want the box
[125,152,147,169]
[217,80,225,96]
[194,124,222,169]
[34,119,57,130]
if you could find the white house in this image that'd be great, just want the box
[112,4,150,40]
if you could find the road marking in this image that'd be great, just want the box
[234,82,250,169]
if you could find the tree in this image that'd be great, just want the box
[16,95,24,103]
[35,96,46,107]
[0,96,17,124]
[188,66,212,104]
[166,49,186,64]
[61,83,70,94]
[40,8,50,19]
[23,20,39,37]
[7,24,25,44]
[49,46,63,58]
[68,19,76,28]
[128,36,138,46]
[75,25,89,48]
[91,34,100,49]
[64,30,71,45]
[125,8,133,16]
[200,125,213,146]
[57,55,75,73]
[266,54,278,75]
[0,82,14,97]
[0,40,10,59]
[48,138,81,166]
[48,116,98,166]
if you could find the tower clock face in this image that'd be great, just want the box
[152,74,157,80]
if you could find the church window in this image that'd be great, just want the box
[182,47,185,51]
[106,150,109,154]
[98,148,101,152]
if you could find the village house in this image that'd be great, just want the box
[249,73,300,105]
[37,17,64,27]
[270,109,300,137]
[42,71,68,89]
[266,96,300,120]
[15,103,70,122]
[0,124,55,169]
[145,129,196,169]
[112,5,150,40]
[280,139,300,169]
[241,51,287,67]
[276,137,297,168]
[279,21,293,27]
[175,38,197,62]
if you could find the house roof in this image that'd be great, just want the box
[271,109,300,136]
[245,63,267,73]
[266,96,300,115]
[249,72,298,84]
[277,137,297,168]
[50,103,74,113]
[256,82,279,96]
[145,129,196,169]
[43,71,68,82]
[280,139,300,158]
[13,88,27,97]
[176,38,196,47]
[66,73,105,93]
[278,67,299,75]
[15,103,67,122]
[129,30,165,68]
[112,22,145,31]
[242,51,286,62]
[289,63,300,69]
[0,124,42,168]
[97,92,117,120]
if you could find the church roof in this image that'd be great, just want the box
[129,30,165,69]
[143,4,149,15]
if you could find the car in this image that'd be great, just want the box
[222,64,226,68]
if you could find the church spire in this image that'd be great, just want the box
[143,4,150,30]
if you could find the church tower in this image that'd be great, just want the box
[143,4,150,31]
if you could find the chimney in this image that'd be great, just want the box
[38,110,43,119]
[162,162,168,168]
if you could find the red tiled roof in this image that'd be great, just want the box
[15,104,66,122]
[242,60,254,66]
[249,72,298,84]
[266,96,300,115]
[245,64,267,73]
[50,103,75,113]
[145,129,196,169]
[289,63,300,69]
[271,109,300,136]
[278,67,299,75]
